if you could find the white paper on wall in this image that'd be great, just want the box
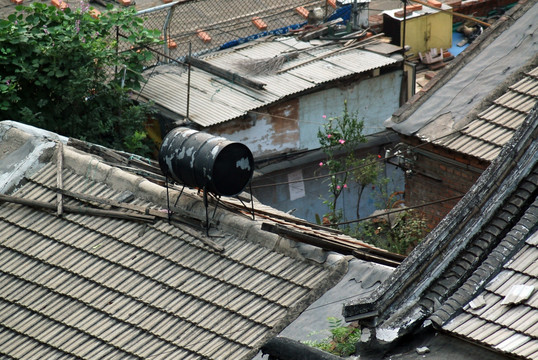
[288,169,306,201]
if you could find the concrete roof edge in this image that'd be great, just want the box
[0,121,66,194]
[57,128,347,267]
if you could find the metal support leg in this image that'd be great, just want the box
[203,186,209,235]
[165,176,171,223]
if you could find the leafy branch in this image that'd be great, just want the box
[303,317,361,357]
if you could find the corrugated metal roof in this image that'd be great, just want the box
[139,37,399,127]
[425,65,538,161]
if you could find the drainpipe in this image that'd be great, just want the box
[162,5,175,63]
[400,0,408,105]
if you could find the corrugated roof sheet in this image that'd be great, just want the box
[425,65,538,161]
[0,125,350,360]
[139,37,398,127]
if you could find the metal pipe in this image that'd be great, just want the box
[136,1,179,15]
[162,4,175,63]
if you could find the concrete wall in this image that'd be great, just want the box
[210,70,403,159]
[252,154,405,226]
[298,70,403,150]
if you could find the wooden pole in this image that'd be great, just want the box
[0,194,156,223]
[410,0,491,27]
[56,142,64,217]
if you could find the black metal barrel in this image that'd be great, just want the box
[158,127,254,197]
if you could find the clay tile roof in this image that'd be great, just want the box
[0,121,353,360]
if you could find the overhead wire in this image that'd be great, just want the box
[334,194,464,226]
[247,110,388,130]
[250,125,468,189]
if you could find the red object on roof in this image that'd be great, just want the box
[89,8,100,18]
[295,6,309,19]
[407,4,423,11]
[51,0,68,10]
[197,29,211,43]
[252,16,268,31]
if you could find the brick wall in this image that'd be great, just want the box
[401,136,489,228]
[447,0,517,19]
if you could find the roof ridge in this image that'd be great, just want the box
[343,103,538,338]
[428,167,538,326]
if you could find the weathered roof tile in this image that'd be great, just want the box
[0,123,360,359]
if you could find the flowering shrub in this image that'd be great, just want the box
[317,101,366,224]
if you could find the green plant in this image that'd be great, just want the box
[353,183,429,255]
[0,2,161,155]
[317,101,366,225]
[351,153,382,219]
[303,317,361,357]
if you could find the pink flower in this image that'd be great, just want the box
[336,185,341,190]
[343,184,348,188]
[327,134,332,139]
[378,154,382,159]
[339,139,345,144]
[319,162,324,166]
[322,115,326,119]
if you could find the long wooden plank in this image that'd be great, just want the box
[0,194,156,223]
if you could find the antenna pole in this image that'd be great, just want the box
[186,42,192,121]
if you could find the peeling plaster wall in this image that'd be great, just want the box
[211,70,403,159]
[210,99,300,158]
[299,71,403,151]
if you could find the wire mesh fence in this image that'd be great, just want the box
[109,0,349,87]
[136,0,340,62]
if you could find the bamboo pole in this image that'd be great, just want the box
[56,142,64,217]
[277,33,386,74]
[410,0,491,27]
[0,194,156,223]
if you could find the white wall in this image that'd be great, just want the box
[299,71,403,151]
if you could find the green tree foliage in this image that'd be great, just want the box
[316,102,429,254]
[353,179,429,255]
[351,153,381,219]
[0,2,161,154]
